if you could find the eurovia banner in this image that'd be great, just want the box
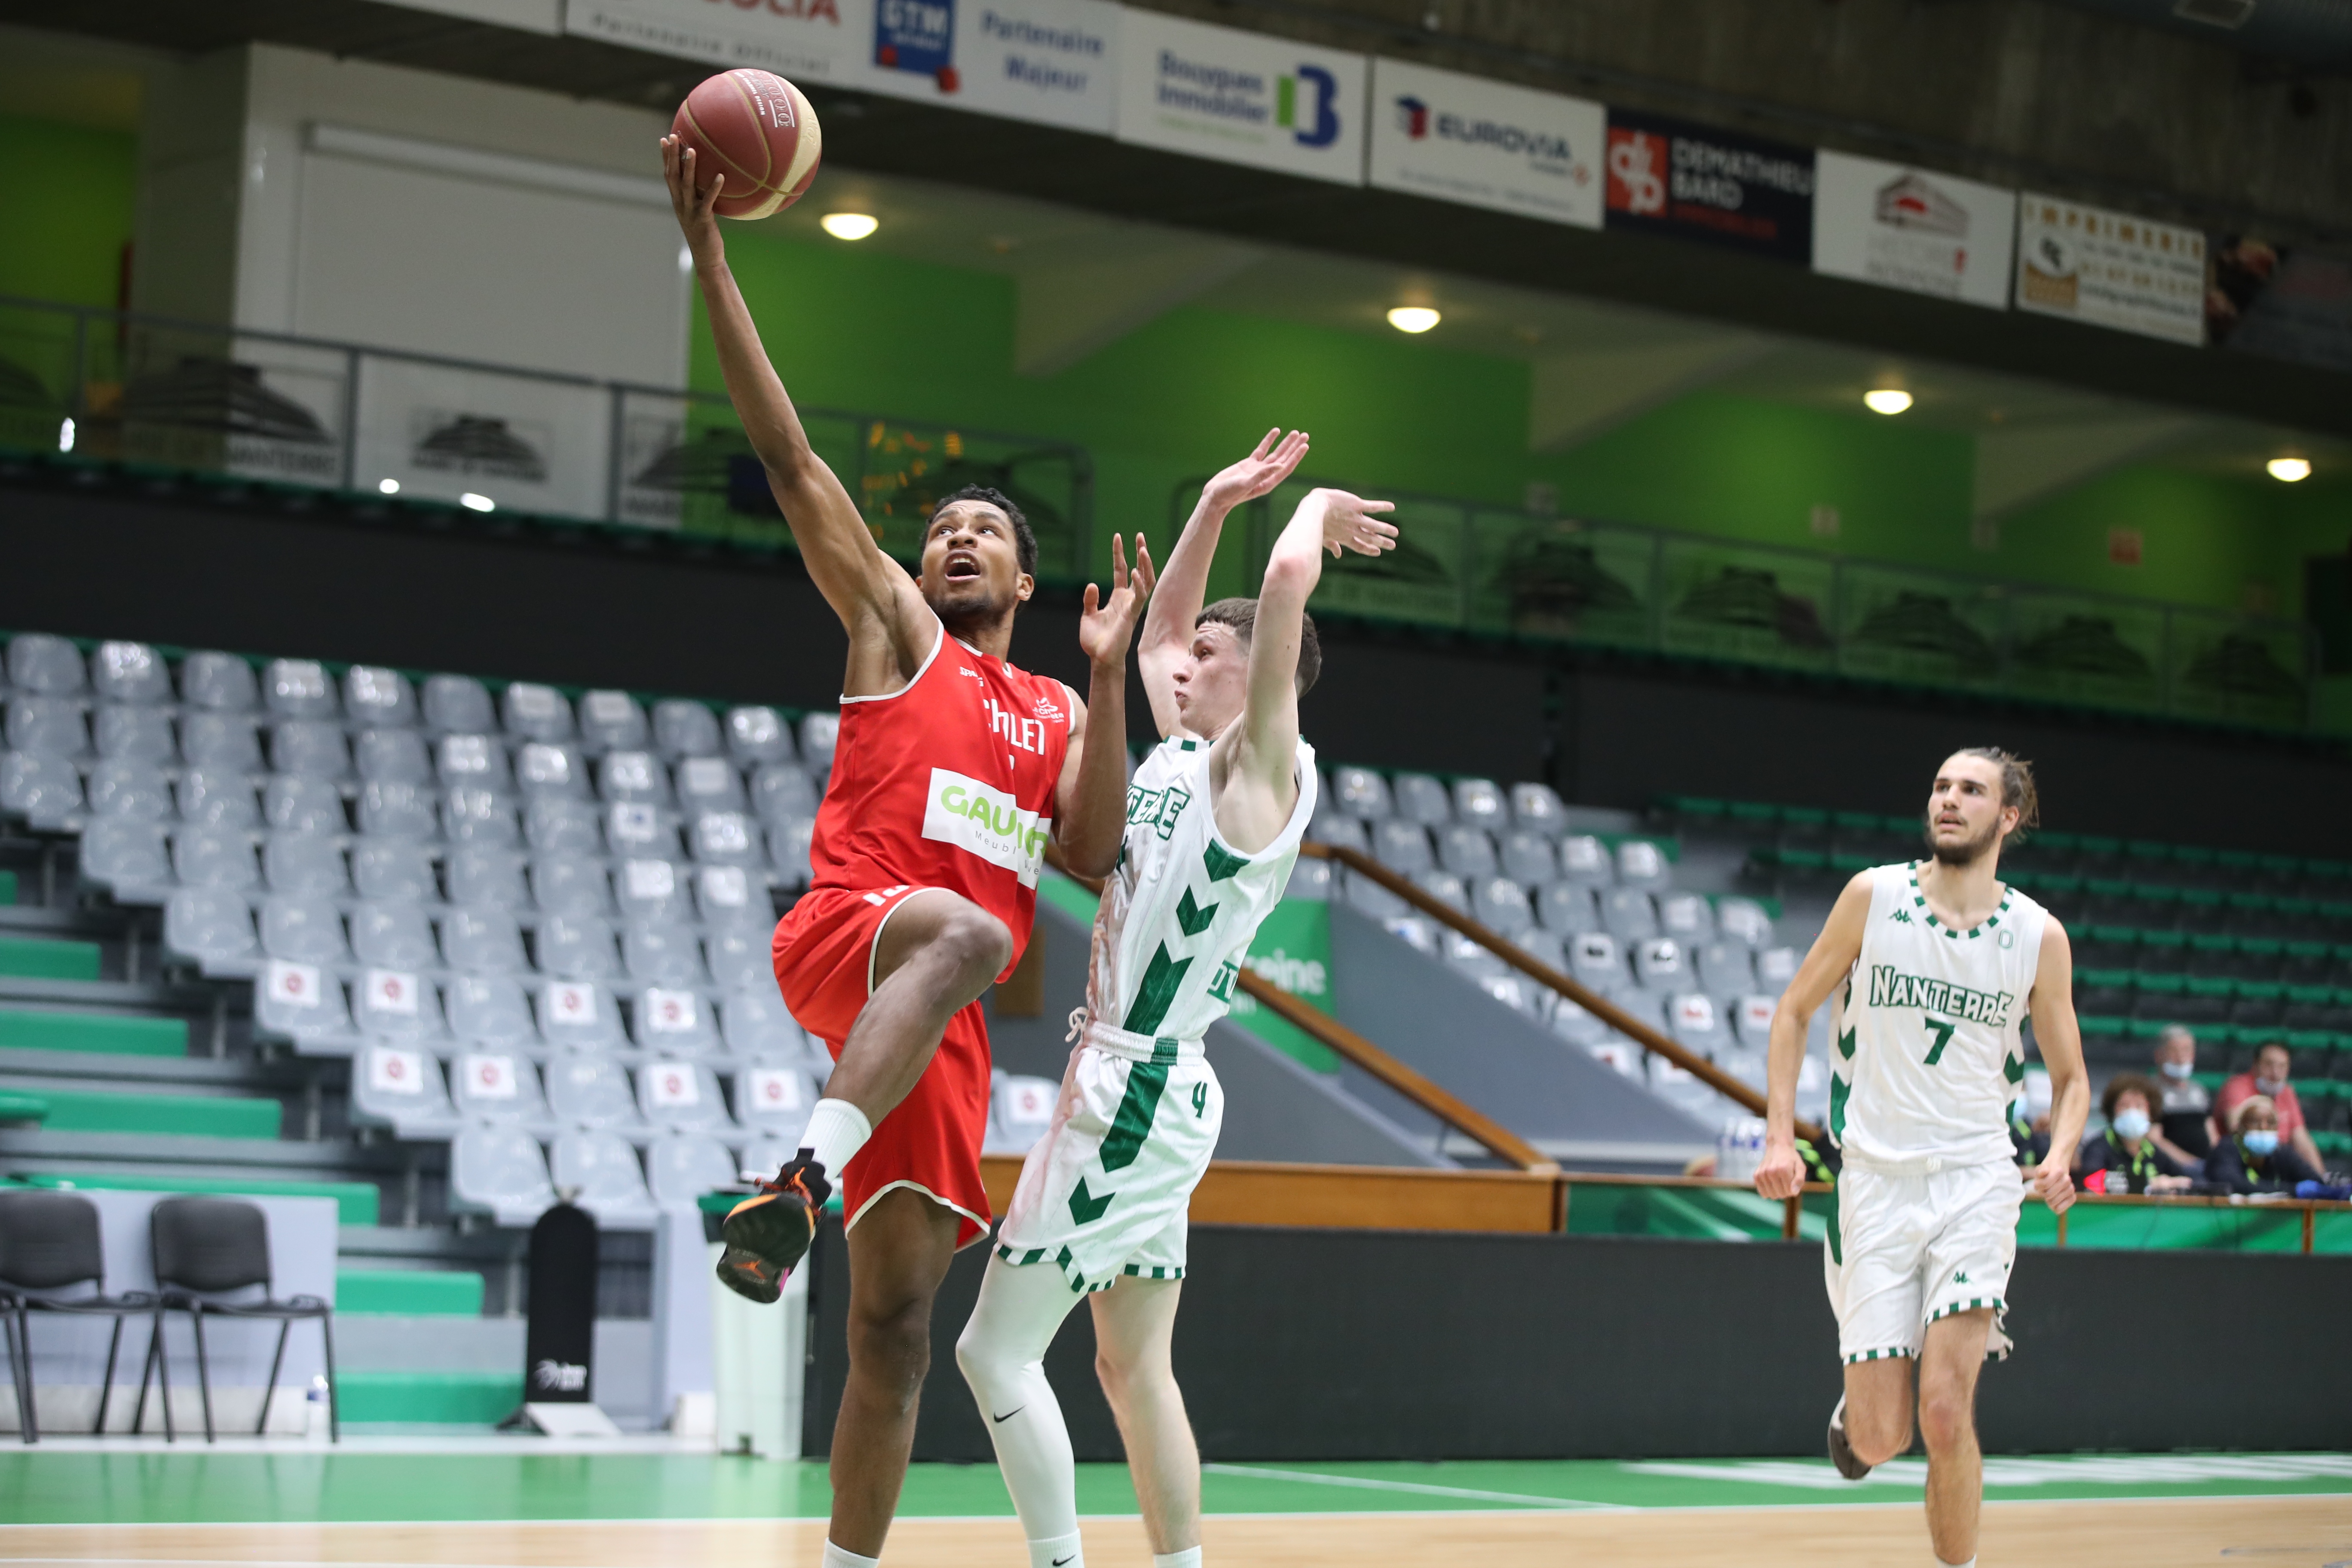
[1603,108,1816,264]
[1115,6,1367,186]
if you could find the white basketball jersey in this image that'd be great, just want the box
[1829,863,2047,1172]
[1085,735,1317,1044]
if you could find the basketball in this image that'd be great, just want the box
[671,68,822,220]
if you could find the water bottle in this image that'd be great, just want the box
[1717,1116,1766,1182]
[306,1375,330,1442]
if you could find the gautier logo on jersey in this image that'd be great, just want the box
[924,768,1051,885]
[1867,965,2014,1026]
[1115,9,1365,186]
[1367,59,1603,229]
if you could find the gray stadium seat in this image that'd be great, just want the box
[539,979,623,1052]
[695,864,768,930]
[448,1124,554,1227]
[7,633,86,693]
[728,706,796,766]
[1472,971,1546,1020]
[1499,830,1557,886]
[350,1044,459,1139]
[751,763,818,824]
[550,1131,656,1227]
[1616,839,1671,890]
[624,926,708,989]
[178,768,260,829]
[447,975,538,1048]
[1329,766,1390,820]
[599,750,670,805]
[356,968,445,1041]
[358,781,437,840]
[1756,946,1800,988]
[796,711,836,771]
[257,959,353,1045]
[1286,856,1333,901]
[447,845,527,909]
[1371,819,1433,875]
[264,775,347,835]
[736,1135,798,1182]
[676,756,745,813]
[770,817,814,891]
[262,659,336,720]
[452,1049,547,1123]
[606,802,674,857]
[1442,930,1506,980]
[1548,992,1608,1047]
[181,713,262,772]
[181,652,258,712]
[261,894,351,966]
[578,691,647,754]
[1666,992,1727,1050]
[437,734,512,795]
[633,985,719,1053]
[1658,892,1714,943]
[1412,869,1469,912]
[516,742,588,801]
[264,832,350,897]
[721,987,809,1061]
[986,1072,1059,1155]
[1716,897,1774,948]
[690,810,762,866]
[1470,876,1534,934]
[422,674,495,734]
[442,786,519,845]
[1452,778,1507,831]
[444,907,527,975]
[737,1060,817,1141]
[546,1057,649,1133]
[1436,824,1498,878]
[501,682,573,743]
[616,858,689,926]
[7,696,88,756]
[1342,868,1408,921]
[352,841,437,903]
[646,1133,738,1205]
[1559,835,1613,886]
[1536,880,1599,934]
[1510,782,1568,836]
[175,825,259,890]
[1568,931,1625,990]
[164,887,259,967]
[94,641,171,705]
[343,666,417,729]
[637,1059,735,1133]
[704,929,772,992]
[351,900,439,970]
[1390,772,1452,827]
[1633,937,1686,991]
[536,913,620,980]
[532,855,611,917]
[524,798,602,855]
[1733,994,1778,1047]
[1,751,81,825]
[1601,887,1658,940]
[656,700,723,760]
[87,759,172,820]
[1696,941,1756,995]
[95,706,175,763]
[79,818,172,892]
[1306,812,1369,855]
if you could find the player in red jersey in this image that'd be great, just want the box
[664,139,1147,1567]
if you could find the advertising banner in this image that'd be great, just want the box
[1811,150,2015,309]
[2015,192,2205,345]
[565,0,869,85]
[858,0,1119,134]
[1366,58,1603,228]
[1603,110,1814,262]
[1115,8,1366,186]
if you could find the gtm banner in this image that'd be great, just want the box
[1115,8,1366,186]
[859,0,1119,135]
[1603,110,1815,263]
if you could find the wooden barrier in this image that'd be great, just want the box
[978,1153,1564,1234]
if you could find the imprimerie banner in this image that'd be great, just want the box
[1114,7,1367,186]
[1603,109,1815,263]
[1366,57,1604,229]
[1812,150,2016,309]
[2015,192,2206,346]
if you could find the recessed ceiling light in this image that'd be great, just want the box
[1864,388,1913,415]
[2267,456,2312,483]
[460,492,495,512]
[821,212,879,241]
[1387,306,1441,334]
[378,478,401,495]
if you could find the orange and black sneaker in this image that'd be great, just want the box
[714,1151,831,1304]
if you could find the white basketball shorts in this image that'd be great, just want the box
[1825,1157,2023,1365]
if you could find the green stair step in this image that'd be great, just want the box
[0,1010,187,1057]
[0,1090,48,1123]
[0,870,16,904]
[0,937,101,981]
[335,1370,521,1426]
[9,1173,380,1226]
[24,1088,279,1139]
[337,1268,485,1316]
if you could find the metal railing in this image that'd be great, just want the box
[0,294,1094,581]
[1176,474,2322,732]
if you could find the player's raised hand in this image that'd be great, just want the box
[1752,1137,1805,1200]
[1203,429,1310,513]
[1079,533,1156,668]
[2027,1157,2076,1215]
[661,135,725,264]
[1306,488,1399,558]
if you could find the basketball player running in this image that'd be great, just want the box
[1755,749,2089,1568]
[662,139,1150,1568]
[957,434,1398,1568]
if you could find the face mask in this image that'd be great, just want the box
[2242,1130,2280,1157]
[2160,1060,2192,1080]
[2255,1076,2287,1096]
[2112,1109,2151,1140]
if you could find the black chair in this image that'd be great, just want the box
[0,1189,153,1443]
[136,1196,337,1443]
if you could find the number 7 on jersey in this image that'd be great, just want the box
[1922,1015,1956,1066]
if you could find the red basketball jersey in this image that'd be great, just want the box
[809,617,1074,974]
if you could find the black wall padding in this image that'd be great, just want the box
[804,1218,2352,1461]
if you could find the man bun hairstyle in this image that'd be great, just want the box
[1954,745,2040,842]
[930,485,1037,577]
[1197,597,1321,696]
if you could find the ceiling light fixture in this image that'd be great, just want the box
[460,492,495,512]
[1387,306,1441,334]
[821,212,879,241]
[1864,388,1913,415]
[378,478,401,495]
[2267,456,2312,483]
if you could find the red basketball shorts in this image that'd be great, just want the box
[772,884,993,1249]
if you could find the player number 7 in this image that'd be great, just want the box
[1922,1016,1956,1066]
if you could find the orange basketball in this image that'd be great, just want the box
[672,69,823,220]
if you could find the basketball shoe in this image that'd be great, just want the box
[715,1152,833,1304]
[1827,1395,1872,1480]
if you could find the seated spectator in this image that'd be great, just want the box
[2008,1066,2051,1167]
[2202,1096,2323,1195]
[2075,1074,2192,1194]
[2211,1041,2324,1176]
[2150,1024,2212,1163]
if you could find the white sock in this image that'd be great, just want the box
[800,1098,873,1178]
[1027,1531,1083,1568]
[1153,1551,1202,1568]
[821,1543,879,1568]
[1935,1558,1975,1568]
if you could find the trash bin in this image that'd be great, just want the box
[699,1191,806,1459]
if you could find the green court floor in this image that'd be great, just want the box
[1,1450,2346,1525]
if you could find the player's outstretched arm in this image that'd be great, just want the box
[1137,429,1309,737]
[2027,920,2088,1215]
[1754,871,1872,1199]
[663,136,928,658]
[1054,535,1156,879]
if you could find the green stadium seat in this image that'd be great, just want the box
[1726,800,1779,826]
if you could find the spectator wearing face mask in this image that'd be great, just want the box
[2150,1024,2213,1162]
[2211,1040,2325,1176]
[2203,1095,2323,1195]
[2076,1074,2193,1194]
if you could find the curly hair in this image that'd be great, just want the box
[928,485,1037,577]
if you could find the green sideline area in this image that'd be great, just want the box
[336,1268,485,1316]
[0,1451,2344,1524]
[0,1087,279,1137]
[0,935,101,980]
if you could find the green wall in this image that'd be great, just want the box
[0,114,135,309]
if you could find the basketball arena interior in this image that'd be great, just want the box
[0,1,2348,1564]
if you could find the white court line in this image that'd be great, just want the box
[1200,1463,1629,1511]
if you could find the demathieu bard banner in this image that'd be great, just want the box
[1603,109,1816,263]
